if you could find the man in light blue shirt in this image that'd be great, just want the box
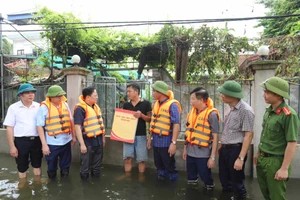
[37,85,76,179]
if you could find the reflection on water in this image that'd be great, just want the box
[0,153,299,200]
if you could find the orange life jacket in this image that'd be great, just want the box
[75,95,105,138]
[41,96,71,136]
[185,98,220,147]
[150,90,181,136]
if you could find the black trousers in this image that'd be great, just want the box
[219,145,247,197]
[80,145,103,176]
[153,147,177,175]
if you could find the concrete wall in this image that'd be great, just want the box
[0,129,10,154]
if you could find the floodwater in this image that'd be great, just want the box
[0,153,299,200]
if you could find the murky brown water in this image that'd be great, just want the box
[0,153,299,200]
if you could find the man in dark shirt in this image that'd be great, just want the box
[123,83,152,173]
[74,87,105,180]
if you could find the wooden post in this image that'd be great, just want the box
[175,37,189,84]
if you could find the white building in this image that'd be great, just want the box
[7,31,47,56]
[5,13,48,56]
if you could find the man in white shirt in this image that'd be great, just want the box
[3,83,42,179]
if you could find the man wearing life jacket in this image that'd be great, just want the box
[4,83,42,179]
[218,81,254,200]
[37,85,76,179]
[254,77,299,200]
[147,81,181,181]
[182,87,220,190]
[74,86,105,180]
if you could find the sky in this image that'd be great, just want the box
[0,0,266,38]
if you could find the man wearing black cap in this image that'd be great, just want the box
[4,83,43,179]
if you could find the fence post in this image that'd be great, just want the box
[62,67,91,162]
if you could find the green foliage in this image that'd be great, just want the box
[34,7,84,68]
[265,35,300,77]
[35,8,252,81]
[187,26,250,79]
[256,1,300,78]
[145,84,153,102]
[291,21,300,35]
[35,7,152,66]
[2,37,13,54]
[109,71,126,83]
[152,25,250,80]
[36,54,51,68]
[257,0,300,37]
[153,24,194,68]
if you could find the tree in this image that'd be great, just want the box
[152,25,252,81]
[34,7,85,68]
[264,35,300,77]
[35,7,152,68]
[182,25,251,80]
[257,0,300,37]
[256,1,300,78]
[35,8,252,82]
[2,37,13,54]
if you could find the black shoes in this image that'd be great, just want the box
[47,171,57,179]
[204,184,215,190]
[230,193,248,200]
[60,169,69,177]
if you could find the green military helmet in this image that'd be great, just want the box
[46,85,66,97]
[260,77,290,99]
[152,81,169,96]
[218,80,244,99]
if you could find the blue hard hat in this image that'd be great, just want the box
[17,83,37,96]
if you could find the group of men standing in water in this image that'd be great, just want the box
[4,76,299,200]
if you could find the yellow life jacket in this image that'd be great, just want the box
[150,90,181,136]
[41,96,71,136]
[75,95,105,138]
[185,98,220,147]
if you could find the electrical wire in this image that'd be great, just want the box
[3,21,45,50]
[1,14,300,32]
[1,13,299,26]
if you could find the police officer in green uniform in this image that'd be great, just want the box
[254,77,300,200]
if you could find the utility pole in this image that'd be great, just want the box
[0,13,4,127]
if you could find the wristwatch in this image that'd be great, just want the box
[172,141,177,145]
[239,156,244,161]
[210,156,215,161]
